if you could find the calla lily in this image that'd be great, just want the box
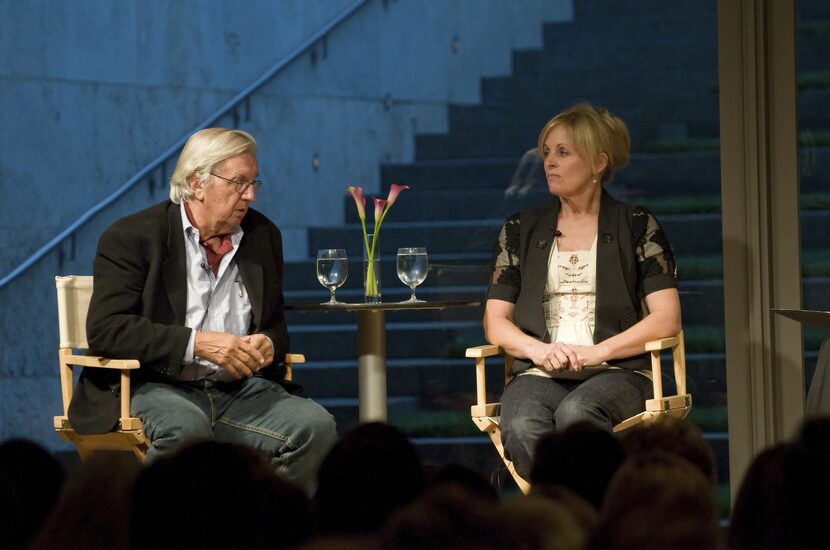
[386,183,409,207]
[347,186,366,221]
[346,183,411,302]
[373,198,388,225]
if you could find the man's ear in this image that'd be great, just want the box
[188,174,204,199]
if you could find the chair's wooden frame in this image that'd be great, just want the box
[54,275,304,461]
[467,331,691,494]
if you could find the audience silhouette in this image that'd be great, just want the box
[5,415,830,549]
[501,489,598,550]
[590,451,722,550]
[425,462,499,503]
[380,485,511,550]
[131,440,312,550]
[29,452,140,550]
[620,414,717,484]
[0,439,66,550]
[530,421,625,509]
[729,418,830,550]
[314,422,426,536]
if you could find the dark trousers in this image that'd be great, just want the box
[500,369,652,479]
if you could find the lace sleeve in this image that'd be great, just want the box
[486,213,521,302]
[633,206,678,297]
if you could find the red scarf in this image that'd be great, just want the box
[184,203,233,276]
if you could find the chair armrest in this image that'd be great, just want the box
[466,344,506,408]
[282,353,305,382]
[643,331,687,400]
[62,353,140,370]
[644,335,680,352]
[466,344,503,358]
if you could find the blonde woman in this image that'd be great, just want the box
[484,104,681,479]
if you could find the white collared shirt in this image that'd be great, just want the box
[178,203,252,381]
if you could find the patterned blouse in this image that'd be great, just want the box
[488,205,677,320]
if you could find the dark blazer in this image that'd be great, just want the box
[487,191,678,374]
[68,200,289,434]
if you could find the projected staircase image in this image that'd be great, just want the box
[286,0,830,493]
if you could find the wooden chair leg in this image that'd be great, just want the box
[487,428,530,494]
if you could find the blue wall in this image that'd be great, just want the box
[0,0,571,449]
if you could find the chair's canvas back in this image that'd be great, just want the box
[55,275,93,349]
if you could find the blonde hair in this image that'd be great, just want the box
[169,128,258,203]
[537,103,630,185]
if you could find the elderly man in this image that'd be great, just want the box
[68,128,336,490]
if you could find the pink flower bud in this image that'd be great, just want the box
[373,197,388,223]
[386,183,410,206]
[347,186,366,221]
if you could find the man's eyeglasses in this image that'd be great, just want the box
[209,172,263,194]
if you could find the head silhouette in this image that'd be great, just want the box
[315,422,426,534]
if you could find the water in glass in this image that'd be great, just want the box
[316,249,348,304]
[396,247,428,302]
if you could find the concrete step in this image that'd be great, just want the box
[414,124,717,161]
[307,219,503,257]
[445,98,721,155]
[309,210,830,260]
[539,20,714,67]
[797,0,830,20]
[798,89,830,132]
[447,100,718,136]
[284,255,492,293]
[383,151,723,195]
[797,24,830,74]
[571,0,715,19]
[307,215,724,257]
[486,66,716,108]
[291,353,727,403]
[345,189,554,224]
[380,157,521,192]
[287,320,483,361]
[383,148,830,203]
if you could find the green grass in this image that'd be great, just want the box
[799,129,830,147]
[677,254,723,280]
[798,19,830,35]
[675,246,830,280]
[798,70,830,90]
[638,195,723,215]
[802,249,830,277]
[389,409,481,437]
[687,404,728,432]
[715,482,732,518]
[683,325,725,353]
[800,192,830,210]
[637,192,830,217]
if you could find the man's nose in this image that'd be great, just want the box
[242,186,256,201]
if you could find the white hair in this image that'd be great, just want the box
[169,128,258,203]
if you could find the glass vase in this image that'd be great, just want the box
[363,233,382,303]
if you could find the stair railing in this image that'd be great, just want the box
[0,0,370,290]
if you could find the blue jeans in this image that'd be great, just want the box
[500,370,652,479]
[131,376,337,493]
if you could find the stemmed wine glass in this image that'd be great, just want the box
[396,247,428,302]
[316,249,348,305]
